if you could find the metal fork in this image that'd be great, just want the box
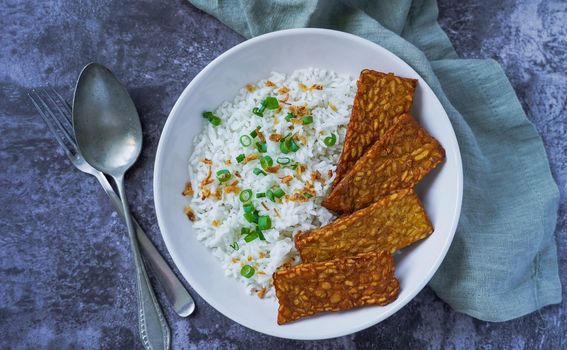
[29,88,195,317]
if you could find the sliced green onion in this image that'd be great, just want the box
[256,226,266,241]
[280,133,300,153]
[263,96,279,110]
[252,105,266,117]
[236,153,245,163]
[273,187,285,198]
[285,113,294,122]
[239,189,253,202]
[289,138,300,152]
[210,117,221,126]
[241,227,251,236]
[243,203,255,213]
[256,142,267,153]
[256,192,266,198]
[283,161,298,169]
[259,155,273,170]
[279,139,290,154]
[229,242,239,251]
[202,111,221,126]
[324,133,337,147]
[244,232,258,242]
[266,189,275,203]
[279,134,295,154]
[216,169,231,182]
[240,135,252,147]
[300,115,313,125]
[244,211,259,223]
[304,192,314,199]
[258,215,272,230]
[250,128,258,138]
[253,167,267,176]
[276,156,291,165]
[240,264,256,278]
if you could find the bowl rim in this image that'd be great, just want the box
[154,27,463,340]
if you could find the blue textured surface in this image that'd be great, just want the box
[0,0,565,349]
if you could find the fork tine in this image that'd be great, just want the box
[29,90,76,157]
[48,87,73,124]
[40,89,77,145]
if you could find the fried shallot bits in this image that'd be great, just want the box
[273,251,399,324]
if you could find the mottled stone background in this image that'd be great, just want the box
[1,0,565,349]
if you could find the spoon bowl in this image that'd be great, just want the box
[73,63,142,175]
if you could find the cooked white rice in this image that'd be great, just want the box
[186,68,356,298]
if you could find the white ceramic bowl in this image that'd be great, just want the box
[154,28,462,340]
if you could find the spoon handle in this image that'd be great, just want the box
[115,176,171,350]
[92,171,194,317]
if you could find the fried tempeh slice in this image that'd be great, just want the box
[296,189,432,263]
[334,70,417,186]
[323,114,445,213]
[273,251,399,324]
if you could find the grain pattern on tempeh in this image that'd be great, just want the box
[323,114,444,213]
[273,251,399,324]
[334,70,417,186]
[296,189,432,262]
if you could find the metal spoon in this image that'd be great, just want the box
[73,63,170,350]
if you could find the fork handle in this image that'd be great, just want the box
[92,171,195,317]
[115,175,170,350]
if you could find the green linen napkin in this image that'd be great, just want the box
[189,0,561,321]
